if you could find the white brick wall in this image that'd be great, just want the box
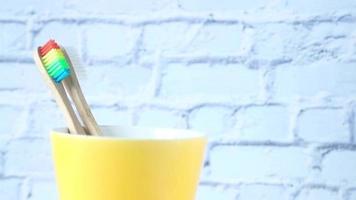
[159,64,260,100]
[0,0,356,199]
[4,139,53,177]
[233,105,290,141]
[209,146,310,181]
[322,150,356,183]
[297,108,349,143]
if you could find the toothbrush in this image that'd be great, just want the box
[33,39,101,136]
[33,41,85,135]
[61,47,102,136]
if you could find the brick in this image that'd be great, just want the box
[80,65,152,97]
[0,179,22,200]
[92,107,130,126]
[297,108,349,143]
[189,106,234,136]
[143,23,245,55]
[142,22,193,55]
[305,23,353,45]
[238,184,291,200]
[253,22,354,61]
[283,0,356,14]
[85,24,139,61]
[137,107,185,128]
[178,0,271,11]
[210,146,310,180]
[26,102,65,137]
[0,63,45,92]
[196,185,237,200]
[29,179,57,200]
[0,23,26,53]
[65,0,174,14]
[233,106,290,142]
[321,150,356,183]
[298,23,354,62]
[273,62,356,100]
[0,0,62,14]
[159,64,259,100]
[34,22,81,49]
[4,139,54,176]
[295,188,338,200]
[0,105,23,136]
[252,24,306,60]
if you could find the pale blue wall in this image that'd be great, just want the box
[1,0,356,199]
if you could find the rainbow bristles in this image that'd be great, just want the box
[39,40,70,83]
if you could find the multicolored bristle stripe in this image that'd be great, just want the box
[39,40,70,83]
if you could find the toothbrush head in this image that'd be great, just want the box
[39,40,70,83]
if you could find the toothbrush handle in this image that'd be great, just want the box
[34,50,85,135]
[62,49,102,136]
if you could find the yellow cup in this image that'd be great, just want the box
[51,126,207,200]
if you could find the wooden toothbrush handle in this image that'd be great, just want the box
[62,48,102,136]
[33,50,85,135]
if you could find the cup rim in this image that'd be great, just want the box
[51,125,207,141]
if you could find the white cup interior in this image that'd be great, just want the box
[54,125,205,140]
